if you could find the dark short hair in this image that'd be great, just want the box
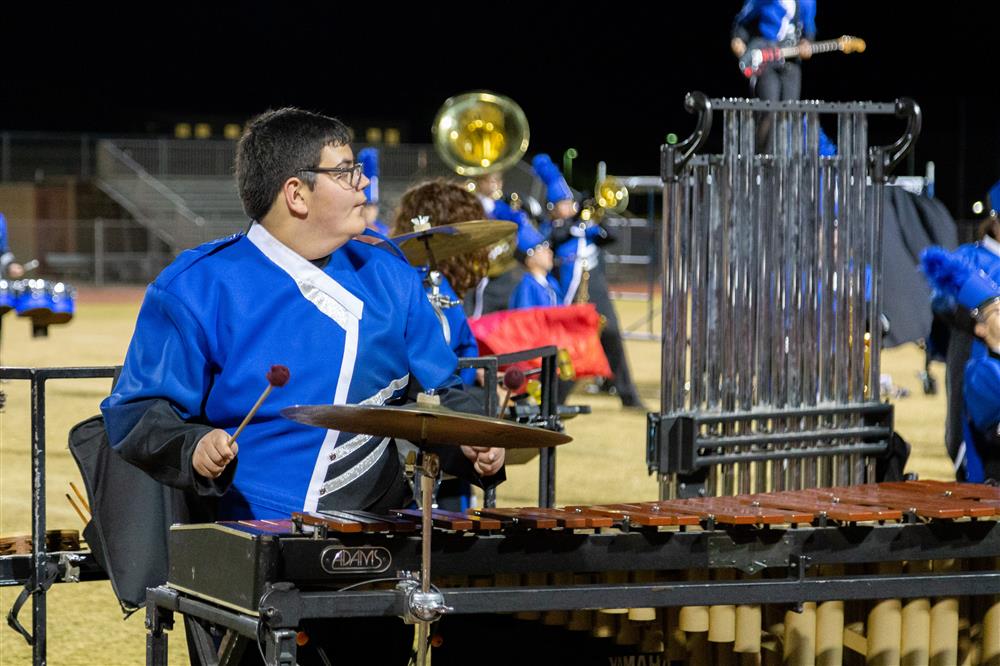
[235,108,352,221]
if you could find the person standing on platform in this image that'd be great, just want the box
[731,0,816,102]
[731,0,816,148]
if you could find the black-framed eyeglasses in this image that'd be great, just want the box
[298,163,365,190]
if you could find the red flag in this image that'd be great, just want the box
[469,304,612,378]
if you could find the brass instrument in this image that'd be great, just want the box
[431,92,530,279]
[432,91,530,177]
[595,160,629,215]
[596,178,629,214]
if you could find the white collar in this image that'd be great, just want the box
[246,223,363,321]
[982,235,1000,259]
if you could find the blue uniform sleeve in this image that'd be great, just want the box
[800,0,817,41]
[99,283,231,494]
[404,268,462,391]
[508,274,535,310]
[548,275,566,304]
[731,0,760,41]
[101,283,216,446]
[450,315,480,386]
[965,349,1000,436]
[439,276,479,385]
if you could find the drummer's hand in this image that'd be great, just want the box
[193,429,238,479]
[7,262,24,278]
[461,446,504,477]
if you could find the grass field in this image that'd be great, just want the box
[0,290,953,665]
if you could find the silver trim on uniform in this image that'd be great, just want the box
[319,437,390,497]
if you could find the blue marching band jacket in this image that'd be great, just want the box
[102,223,495,520]
[923,241,1000,482]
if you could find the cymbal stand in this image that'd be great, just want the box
[398,443,452,666]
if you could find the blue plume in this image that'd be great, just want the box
[920,246,972,297]
[531,154,573,203]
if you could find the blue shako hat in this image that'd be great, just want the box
[358,147,379,205]
[531,154,573,204]
[921,246,1000,311]
[515,221,548,259]
[987,179,1000,216]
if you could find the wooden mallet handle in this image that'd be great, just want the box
[227,365,289,446]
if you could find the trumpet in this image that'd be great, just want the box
[595,160,629,215]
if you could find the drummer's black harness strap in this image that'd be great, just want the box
[6,559,60,645]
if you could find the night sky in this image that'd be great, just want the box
[4,1,998,218]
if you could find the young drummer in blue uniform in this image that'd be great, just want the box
[922,247,1000,483]
[101,109,505,523]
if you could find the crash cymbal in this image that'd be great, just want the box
[384,220,517,266]
[281,403,571,449]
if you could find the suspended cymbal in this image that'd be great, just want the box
[383,220,517,266]
[281,403,571,449]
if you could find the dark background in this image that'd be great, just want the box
[3,1,998,218]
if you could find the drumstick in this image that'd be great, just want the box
[227,365,290,446]
[65,494,88,525]
[497,367,526,419]
[69,481,90,514]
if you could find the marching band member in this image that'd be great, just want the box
[731,0,816,102]
[101,109,506,662]
[392,179,488,387]
[393,179,495,511]
[357,146,389,235]
[0,211,19,410]
[532,154,645,408]
[465,170,531,316]
[928,182,1000,474]
[102,108,504,520]
[0,212,25,279]
[922,246,1000,483]
[508,222,563,309]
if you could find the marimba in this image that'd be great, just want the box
[153,480,1000,665]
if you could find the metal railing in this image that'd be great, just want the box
[17,219,172,285]
[0,366,120,666]
[0,132,95,182]
[95,141,243,250]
